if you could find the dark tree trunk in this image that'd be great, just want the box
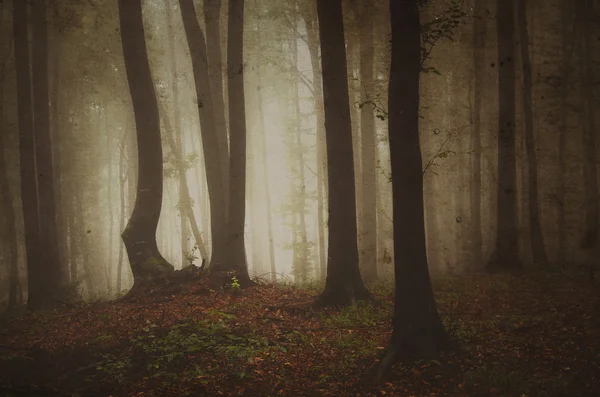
[314,0,370,307]
[469,0,485,269]
[213,0,253,286]
[579,0,599,278]
[359,4,378,283]
[487,0,521,271]
[118,0,174,291]
[32,0,63,292]
[14,0,45,309]
[375,0,450,379]
[516,0,547,264]
[179,0,229,268]
[203,0,230,212]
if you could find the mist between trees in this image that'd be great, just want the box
[0,0,598,393]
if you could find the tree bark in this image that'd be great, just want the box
[14,0,45,309]
[314,0,370,307]
[487,0,521,271]
[179,0,229,268]
[358,3,378,283]
[516,0,547,264]
[469,0,485,270]
[118,0,174,291]
[214,0,253,286]
[203,0,230,214]
[32,0,64,294]
[376,0,450,379]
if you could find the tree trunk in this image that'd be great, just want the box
[116,132,127,294]
[214,0,253,286]
[516,0,547,264]
[359,4,378,283]
[14,0,45,309]
[488,0,521,271]
[179,0,229,268]
[579,0,598,277]
[32,0,64,294]
[203,0,230,214]
[256,82,277,281]
[314,0,370,307]
[118,0,174,291]
[376,0,450,379]
[304,7,327,281]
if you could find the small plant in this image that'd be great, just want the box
[231,276,241,290]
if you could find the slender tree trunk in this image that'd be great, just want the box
[32,0,64,293]
[203,0,230,211]
[68,197,78,284]
[118,0,174,291]
[376,0,450,379]
[304,7,327,281]
[0,69,18,308]
[215,0,253,286]
[516,0,547,264]
[469,0,485,270]
[256,83,277,281]
[488,0,521,271]
[14,0,45,309]
[179,0,229,268]
[579,0,598,278]
[359,4,378,283]
[105,111,114,294]
[557,0,577,263]
[314,0,370,307]
[116,132,127,294]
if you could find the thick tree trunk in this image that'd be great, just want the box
[14,1,45,309]
[376,1,450,379]
[487,0,521,271]
[314,0,370,307]
[118,0,174,291]
[359,5,378,283]
[32,0,64,294]
[214,0,253,286]
[203,0,230,214]
[517,0,547,264]
[469,0,485,270]
[179,0,229,268]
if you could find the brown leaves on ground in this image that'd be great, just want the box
[0,271,598,397]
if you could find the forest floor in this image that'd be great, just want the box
[0,269,599,397]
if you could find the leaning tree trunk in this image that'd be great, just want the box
[517,0,547,264]
[314,0,370,307]
[179,0,229,268]
[118,0,174,291]
[375,0,450,379]
[212,0,253,287]
[487,0,521,271]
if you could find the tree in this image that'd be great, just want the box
[179,0,229,269]
[118,0,174,293]
[375,0,450,379]
[314,0,370,306]
[487,0,521,271]
[516,0,547,264]
[214,0,253,286]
